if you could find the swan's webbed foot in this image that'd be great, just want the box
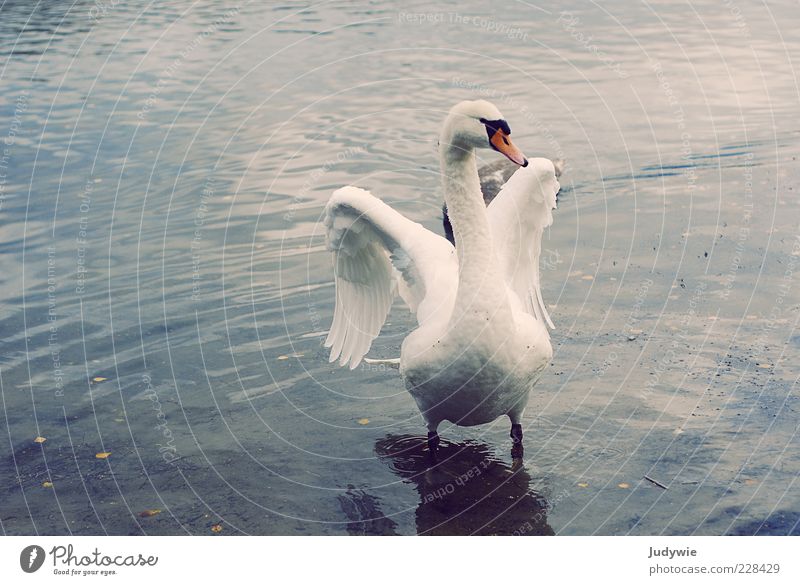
[510,423,524,459]
[427,431,440,454]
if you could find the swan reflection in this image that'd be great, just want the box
[375,435,553,536]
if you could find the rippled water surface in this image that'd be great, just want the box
[1,0,799,535]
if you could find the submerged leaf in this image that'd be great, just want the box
[95,452,112,459]
[357,418,370,425]
[139,509,162,518]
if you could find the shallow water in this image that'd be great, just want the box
[1,0,799,535]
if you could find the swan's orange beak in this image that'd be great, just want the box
[490,128,528,167]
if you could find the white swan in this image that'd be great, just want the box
[323,100,559,456]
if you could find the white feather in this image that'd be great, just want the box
[487,158,559,329]
[323,186,456,369]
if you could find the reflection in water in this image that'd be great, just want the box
[337,486,399,536]
[375,435,553,536]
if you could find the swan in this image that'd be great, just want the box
[323,100,560,457]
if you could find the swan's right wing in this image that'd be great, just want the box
[487,158,559,328]
[324,186,456,369]
[443,158,564,246]
[480,157,564,203]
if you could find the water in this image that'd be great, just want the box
[1,0,799,535]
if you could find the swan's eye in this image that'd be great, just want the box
[479,117,511,137]
[479,118,512,148]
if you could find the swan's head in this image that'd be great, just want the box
[440,100,528,166]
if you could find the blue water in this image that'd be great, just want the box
[1,0,799,535]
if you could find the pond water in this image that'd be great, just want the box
[1,0,799,535]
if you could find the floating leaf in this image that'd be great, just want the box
[92,376,107,383]
[139,509,162,518]
[618,482,630,489]
[33,436,47,444]
[756,364,771,369]
[211,523,223,533]
[581,275,594,281]
[95,452,112,459]
[743,478,757,486]
[42,481,53,488]
[357,418,370,425]
[577,482,589,488]
[277,355,289,360]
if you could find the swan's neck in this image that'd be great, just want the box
[441,148,499,308]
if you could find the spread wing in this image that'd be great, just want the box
[443,158,564,245]
[324,186,456,369]
[486,158,559,329]
[479,157,564,203]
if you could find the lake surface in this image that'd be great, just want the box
[1,0,799,535]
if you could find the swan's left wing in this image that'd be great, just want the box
[324,186,456,369]
[487,158,559,329]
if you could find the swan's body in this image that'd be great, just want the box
[323,101,559,454]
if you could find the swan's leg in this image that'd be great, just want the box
[426,420,440,453]
[510,424,523,458]
[509,411,524,459]
[427,431,440,453]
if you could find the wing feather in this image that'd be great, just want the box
[324,186,455,369]
[486,158,559,329]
